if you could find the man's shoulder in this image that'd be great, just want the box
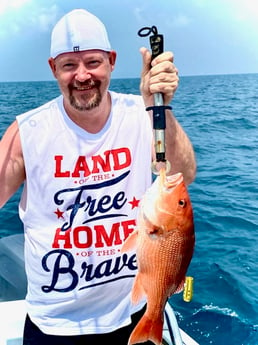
[16,95,62,121]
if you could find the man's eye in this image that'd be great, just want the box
[88,60,101,67]
[63,63,75,68]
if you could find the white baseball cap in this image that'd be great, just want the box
[50,9,112,58]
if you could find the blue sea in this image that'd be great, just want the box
[0,74,257,344]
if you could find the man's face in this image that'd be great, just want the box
[49,50,116,113]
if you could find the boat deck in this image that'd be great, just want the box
[0,299,198,345]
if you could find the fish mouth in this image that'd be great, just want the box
[160,169,183,190]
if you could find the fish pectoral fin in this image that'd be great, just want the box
[131,274,145,304]
[121,230,138,253]
[128,314,163,345]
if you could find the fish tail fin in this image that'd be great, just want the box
[128,314,163,345]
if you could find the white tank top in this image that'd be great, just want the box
[17,91,153,335]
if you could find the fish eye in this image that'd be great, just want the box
[179,199,187,208]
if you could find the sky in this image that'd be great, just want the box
[0,0,258,82]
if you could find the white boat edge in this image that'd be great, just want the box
[0,299,198,345]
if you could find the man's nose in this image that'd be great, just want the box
[75,63,91,82]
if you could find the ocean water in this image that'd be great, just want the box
[0,74,257,344]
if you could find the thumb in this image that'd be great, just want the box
[140,47,152,78]
[139,47,153,106]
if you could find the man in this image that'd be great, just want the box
[0,8,196,345]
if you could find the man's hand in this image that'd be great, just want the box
[140,47,179,107]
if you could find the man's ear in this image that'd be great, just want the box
[48,58,57,78]
[109,51,117,71]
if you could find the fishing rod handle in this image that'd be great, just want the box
[138,25,164,62]
[149,27,164,61]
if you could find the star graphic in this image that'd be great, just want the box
[54,208,64,219]
[128,197,140,209]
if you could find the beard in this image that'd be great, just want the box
[69,80,102,111]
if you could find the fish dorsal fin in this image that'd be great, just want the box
[121,230,138,252]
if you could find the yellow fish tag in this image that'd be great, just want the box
[183,276,194,302]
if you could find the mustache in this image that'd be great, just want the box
[71,79,101,89]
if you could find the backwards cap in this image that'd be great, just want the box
[50,9,112,58]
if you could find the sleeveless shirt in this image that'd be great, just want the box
[16,91,153,335]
